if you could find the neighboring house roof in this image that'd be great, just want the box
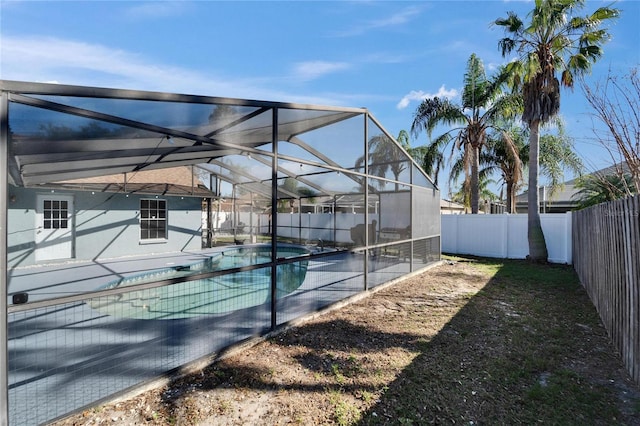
[44,166,213,197]
[440,199,466,212]
[515,184,579,212]
[515,162,630,212]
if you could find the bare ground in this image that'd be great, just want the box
[53,259,640,425]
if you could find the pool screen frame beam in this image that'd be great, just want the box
[0,91,9,426]
[270,108,278,331]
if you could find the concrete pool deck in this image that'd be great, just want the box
[8,247,236,304]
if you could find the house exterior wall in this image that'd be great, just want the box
[7,186,203,268]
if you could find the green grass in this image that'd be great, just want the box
[329,390,361,426]
[359,256,636,425]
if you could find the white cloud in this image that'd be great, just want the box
[361,52,413,65]
[332,6,422,37]
[124,1,189,20]
[291,61,351,81]
[0,36,358,106]
[0,36,214,92]
[370,6,421,28]
[396,85,459,110]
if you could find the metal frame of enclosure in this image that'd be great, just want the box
[0,80,440,425]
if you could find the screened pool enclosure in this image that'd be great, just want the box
[0,80,440,425]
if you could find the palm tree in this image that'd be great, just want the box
[494,0,619,261]
[450,170,499,214]
[485,121,583,213]
[538,126,584,196]
[484,125,526,213]
[278,177,316,212]
[404,129,445,187]
[411,53,520,214]
[573,172,638,210]
[355,130,412,191]
[389,130,412,187]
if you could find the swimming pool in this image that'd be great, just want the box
[87,244,311,319]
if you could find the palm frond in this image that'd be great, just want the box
[411,98,466,139]
[495,0,619,127]
[572,172,637,209]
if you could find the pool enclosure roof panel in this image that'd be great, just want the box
[2,80,436,196]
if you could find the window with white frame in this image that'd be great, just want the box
[43,199,69,229]
[140,199,167,240]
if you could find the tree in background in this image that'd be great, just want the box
[484,121,583,213]
[356,129,413,191]
[408,132,445,187]
[581,67,640,195]
[278,177,316,212]
[411,53,520,214]
[494,0,619,262]
[538,124,584,197]
[449,167,499,214]
[572,172,638,210]
[484,124,526,213]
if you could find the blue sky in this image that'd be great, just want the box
[1,0,638,196]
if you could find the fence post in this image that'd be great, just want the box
[502,214,508,258]
[452,214,459,254]
[565,211,572,264]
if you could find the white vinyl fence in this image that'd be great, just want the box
[441,213,572,264]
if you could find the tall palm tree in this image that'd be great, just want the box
[411,53,520,214]
[494,0,619,261]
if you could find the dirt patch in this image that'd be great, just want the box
[52,259,640,425]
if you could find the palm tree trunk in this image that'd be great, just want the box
[471,144,480,214]
[506,180,515,213]
[527,120,548,262]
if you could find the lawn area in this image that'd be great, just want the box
[357,256,640,425]
[55,256,640,425]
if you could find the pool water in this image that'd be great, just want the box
[87,245,310,320]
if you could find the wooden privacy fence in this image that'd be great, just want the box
[573,195,640,384]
